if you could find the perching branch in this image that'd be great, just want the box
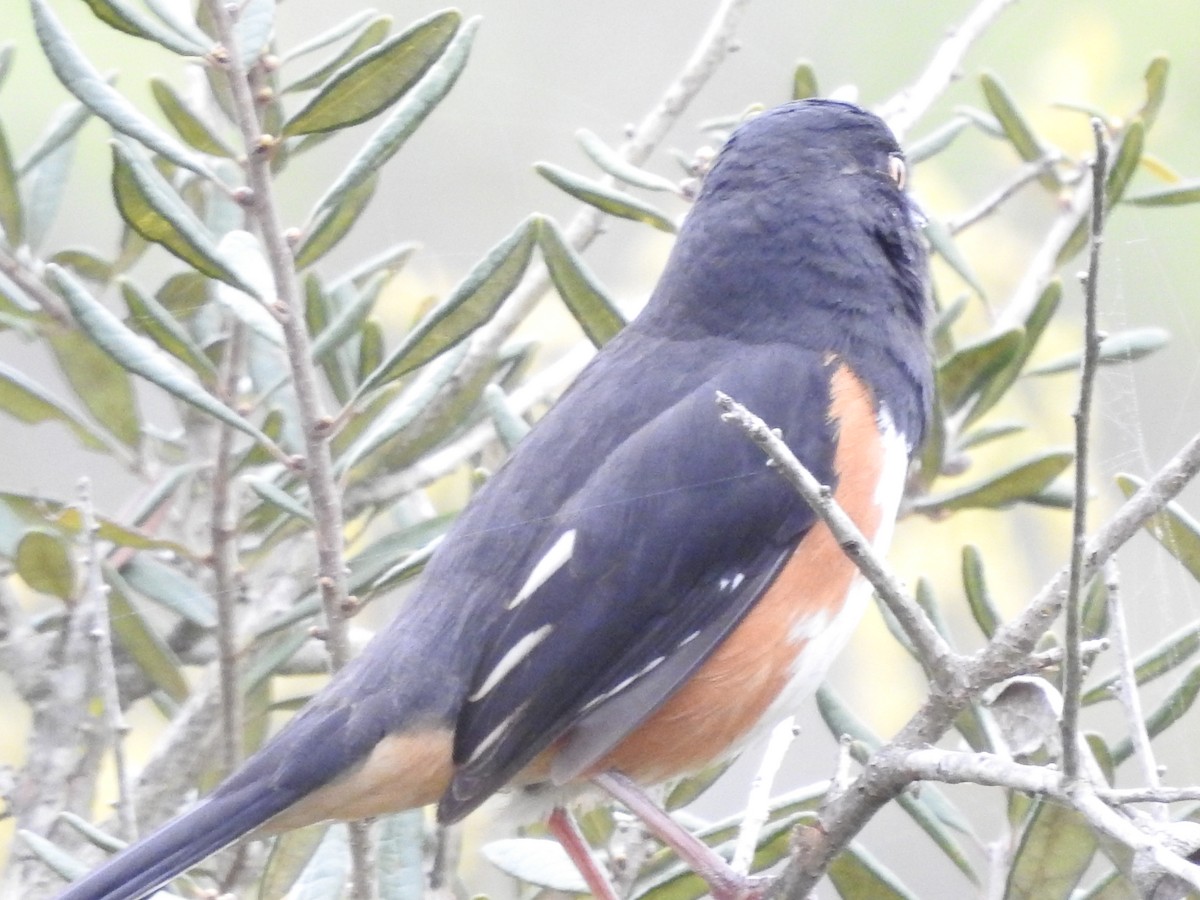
[1061,117,1110,781]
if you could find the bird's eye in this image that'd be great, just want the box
[887,154,907,190]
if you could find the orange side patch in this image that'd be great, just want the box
[585,364,889,783]
[263,728,455,831]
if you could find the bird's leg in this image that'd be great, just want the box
[547,806,621,900]
[593,771,768,900]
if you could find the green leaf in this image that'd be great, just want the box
[119,555,217,629]
[575,128,680,192]
[937,328,1024,414]
[959,421,1025,451]
[284,11,460,137]
[49,265,278,450]
[1081,575,1110,642]
[1083,620,1200,707]
[0,44,13,93]
[376,810,425,900]
[284,9,384,64]
[261,824,332,900]
[149,77,235,158]
[483,383,530,451]
[358,217,537,395]
[287,824,351,900]
[330,242,418,293]
[16,529,75,598]
[0,122,22,246]
[30,0,212,179]
[828,845,919,900]
[110,141,254,294]
[962,545,1000,638]
[246,477,315,524]
[536,162,677,233]
[121,279,218,381]
[1115,473,1200,582]
[311,271,389,362]
[981,72,1054,188]
[79,0,207,55]
[1028,327,1169,376]
[233,0,274,67]
[924,217,986,298]
[915,450,1073,513]
[906,116,970,165]
[966,281,1061,426]
[46,323,141,448]
[1105,119,1144,205]
[284,16,391,92]
[1111,662,1200,765]
[18,97,91,176]
[358,319,384,384]
[0,360,114,452]
[482,839,587,893]
[25,141,77,253]
[792,61,818,100]
[1140,56,1169,131]
[305,16,477,229]
[105,566,189,703]
[293,172,379,269]
[1125,179,1200,207]
[1004,799,1097,899]
[537,216,626,347]
[211,230,285,345]
[15,831,89,882]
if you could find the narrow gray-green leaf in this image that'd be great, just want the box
[293,171,378,269]
[284,10,459,136]
[1140,57,1169,131]
[358,217,536,395]
[47,325,141,448]
[30,0,212,179]
[1028,327,1169,376]
[959,421,1025,451]
[906,116,971,165]
[119,554,216,628]
[80,0,207,55]
[311,271,388,361]
[1111,662,1200,765]
[938,328,1024,413]
[358,319,384,385]
[49,265,277,449]
[1083,619,1200,706]
[981,72,1054,189]
[121,279,217,380]
[967,280,1061,426]
[1114,473,1200,582]
[536,162,677,233]
[307,16,477,226]
[1106,119,1144,206]
[1125,179,1200,207]
[576,128,679,192]
[1004,800,1097,899]
[24,139,76,252]
[537,215,625,347]
[149,77,235,158]
[283,10,382,63]
[247,476,315,524]
[233,0,275,67]
[16,831,89,881]
[915,450,1073,513]
[16,528,75,598]
[0,360,113,452]
[0,123,22,246]
[141,0,213,49]
[212,230,284,344]
[110,141,253,293]
[482,839,588,893]
[962,545,1000,638]
[483,383,530,451]
[377,810,426,900]
[924,217,986,298]
[261,824,331,900]
[283,15,391,91]
[288,824,351,900]
[828,845,918,900]
[18,97,91,175]
[792,61,817,100]
[56,812,126,853]
[0,44,13,94]
[330,242,418,293]
[105,565,189,702]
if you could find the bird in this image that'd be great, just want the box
[56,98,932,900]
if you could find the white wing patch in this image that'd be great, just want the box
[508,529,576,609]
[468,624,555,702]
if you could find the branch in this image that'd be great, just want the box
[714,392,960,688]
[877,0,1020,139]
[1061,117,1109,780]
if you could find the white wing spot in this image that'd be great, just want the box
[508,530,576,609]
[464,702,528,766]
[719,572,745,592]
[468,624,554,702]
[579,655,666,713]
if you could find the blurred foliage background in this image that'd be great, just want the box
[2,0,1200,897]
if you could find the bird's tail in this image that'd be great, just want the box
[55,782,296,900]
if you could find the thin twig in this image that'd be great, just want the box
[714,392,960,688]
[1104,560,1163,817]
[947,156,1060,235]
[732,716,797,875]
[1061,118,1109,781]
[78,477,137,841]
[211,321,246,775]
[200,2,369,894]
[876,0,1020,140]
